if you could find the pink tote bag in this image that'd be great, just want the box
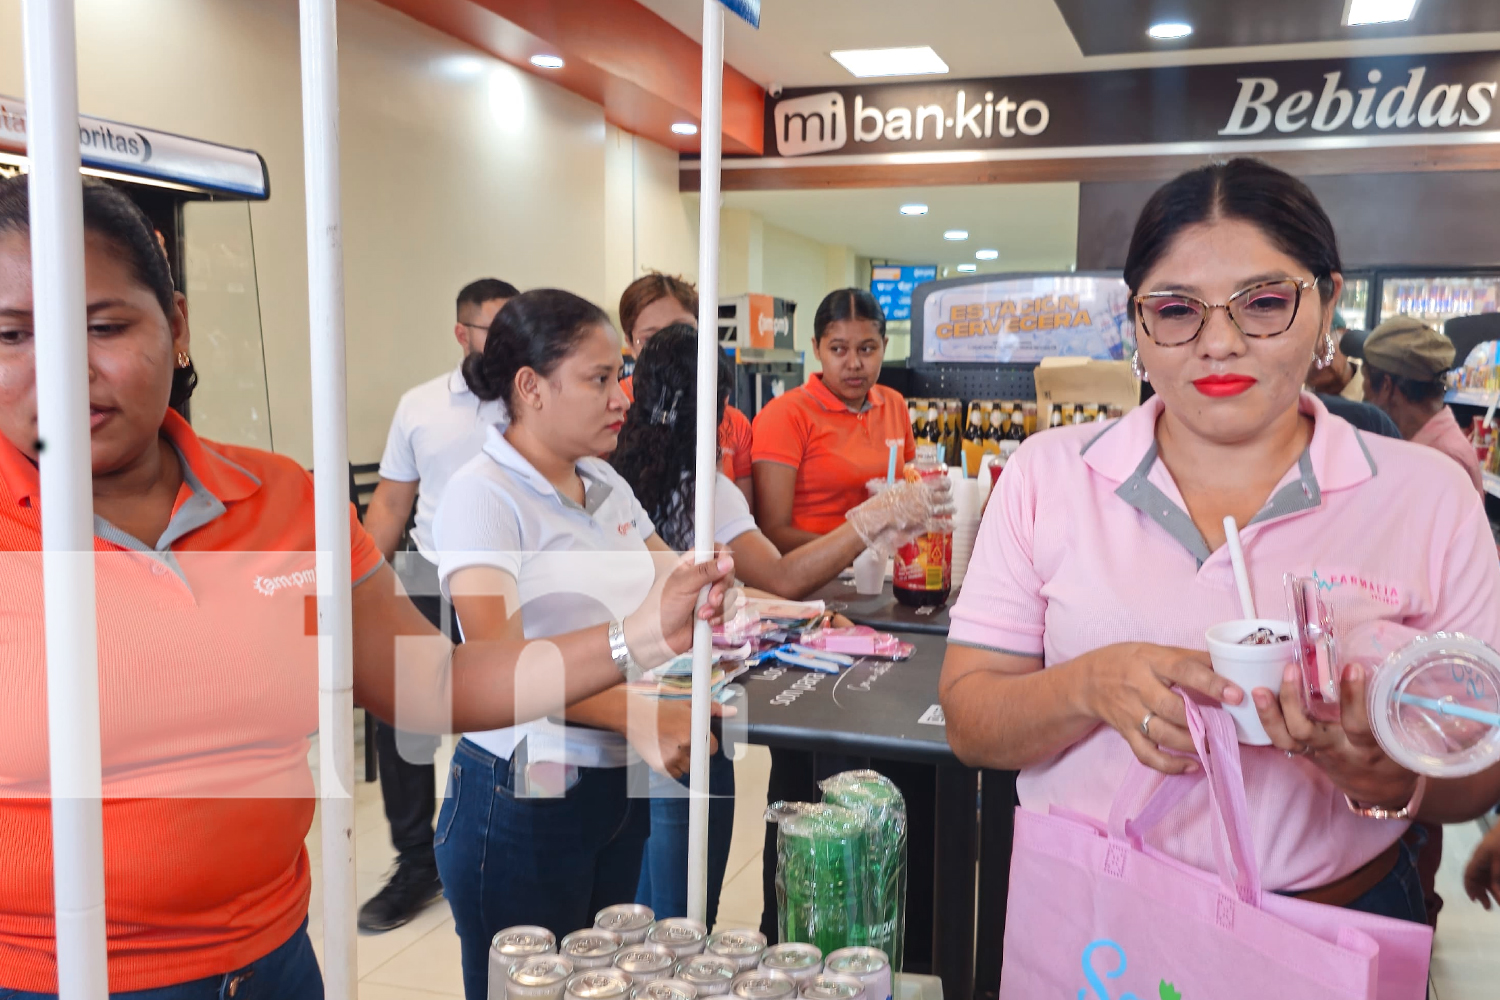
[999,695,1432,1000]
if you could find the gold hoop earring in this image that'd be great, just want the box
[176,351,191,369]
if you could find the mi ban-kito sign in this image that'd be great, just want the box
[764,51,1500,159]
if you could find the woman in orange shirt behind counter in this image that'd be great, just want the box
[618,273,755,507]
[752,287,915,552]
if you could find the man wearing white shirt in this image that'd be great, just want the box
[358,277,516,931]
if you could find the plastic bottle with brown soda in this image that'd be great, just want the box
[893,444,952,608]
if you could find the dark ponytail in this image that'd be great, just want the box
[0,174,194,413]
[1123,158,1342,302]
[463,288,612,411]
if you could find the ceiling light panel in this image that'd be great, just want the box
[830,46,949,79]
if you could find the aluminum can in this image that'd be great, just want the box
[506,955,576,1000]
[645,918,708,959]
[798,975,865,1000]
[673,954,737,997]
[631,979,699,1000]
[490,927,558,1000]
[729,970,797,1000]
[614,942,678,984]
[824,949,891,1000]
[565,969,633,1000]
[596,904,656,946]
[758,944,823,990]
[562,929,623,971]
[706,930,767,972]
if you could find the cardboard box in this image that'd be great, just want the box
[1032,357,1139,411]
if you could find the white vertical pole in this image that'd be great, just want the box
[23,0,108,995]
[299,0,357,995]
[687,0,725,926]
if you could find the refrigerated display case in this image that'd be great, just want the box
[1337,274,1372,331]
[1374,271,1500,336]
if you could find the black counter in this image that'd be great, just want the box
[809,578,952,636]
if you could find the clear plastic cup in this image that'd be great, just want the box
[1205,619,1295,745]
[852,549,885,596]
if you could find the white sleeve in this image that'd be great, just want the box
[377,396,419,482]
[432,469,522,598]
[713,473,757,546]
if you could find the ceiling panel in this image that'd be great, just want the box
[637,0,1500,88]
[1055,0,1500,56]
[703,183,1080,275]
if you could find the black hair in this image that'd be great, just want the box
[1364,364,1447,405]
[457,278,519,317]
[814,288,886,342]
[1123,158,1342,303]
[0,174,194,413]
[609,323,732,552]
[461,288,611,411]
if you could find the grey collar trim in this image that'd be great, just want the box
[1114,442,1212,566]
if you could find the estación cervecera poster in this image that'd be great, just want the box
[921,274,1135,364]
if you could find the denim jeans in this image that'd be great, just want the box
[0,920,321,1000]
[1342,827,1429,925]
[635,747,736,927]
[434,738,650,1000]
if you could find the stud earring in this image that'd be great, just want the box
[1314,331,1336,370]
[176,351,191,369]
[1131,352,1149,383]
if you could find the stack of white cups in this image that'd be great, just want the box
[947,467,984,591]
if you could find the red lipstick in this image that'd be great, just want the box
[1193,374,1257,398]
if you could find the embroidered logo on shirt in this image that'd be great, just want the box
[253,569,316,597]
[618,522,632,536]
[1309,569,1400,607]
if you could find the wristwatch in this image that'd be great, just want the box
[1344,775,1427,821]
[607,620,643,682]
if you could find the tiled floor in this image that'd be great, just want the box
[308,738,1500,999]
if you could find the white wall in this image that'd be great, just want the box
[0,0,635,464]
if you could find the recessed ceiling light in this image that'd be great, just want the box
[943,230,968,241]
[1343,0,1419,25]
[975,248,999,260]
[956,264,978,273]
[1147,22,1193,40]
[671,122,699,136]
[899,203,929,216]
[529,54,565,70]
[830,46,949,79]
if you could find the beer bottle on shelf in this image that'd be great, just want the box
[983,402,1003,459]
[1049,405,1064,430]
[1022,402,1038,437]
[962,402,985,477]
[912,400,928,444]
[926,402,941,451]
[945,400,962,463]
[1005,403,1026,442]
[907,399,919,438]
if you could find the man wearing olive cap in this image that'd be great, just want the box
[1361,314,1483,493]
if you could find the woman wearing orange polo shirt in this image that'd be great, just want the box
[618,272,754,505]
[752,288,915,552]
[0,178,731,998]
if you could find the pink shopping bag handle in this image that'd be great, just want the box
[1106,692,1263,904]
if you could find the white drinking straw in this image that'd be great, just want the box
[1223,515,1257,619]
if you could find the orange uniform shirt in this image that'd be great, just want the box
[620,374,753,481]
[0,410,382,991]
[751,374,916,535]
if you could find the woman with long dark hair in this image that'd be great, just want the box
[610,323,949,924]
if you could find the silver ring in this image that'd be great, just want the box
[1140,711,1156,738]
[1285,745,1313,759]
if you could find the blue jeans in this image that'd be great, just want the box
[1342,828,1429,925]
[0,920,321,999]
[636,748,736,927]
[434,738,650,1000]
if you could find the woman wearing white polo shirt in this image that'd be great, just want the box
[610,324,948,926]
[941,159,1500,923]
[432,290,736,999]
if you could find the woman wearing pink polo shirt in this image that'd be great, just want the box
[942,158,1500,922]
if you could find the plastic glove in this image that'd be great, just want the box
[845,476,955,556]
